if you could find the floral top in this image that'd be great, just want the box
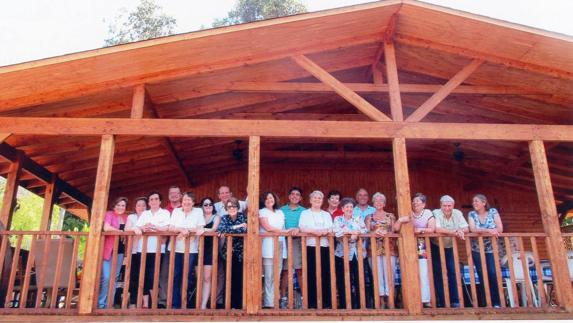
[370,212,397,257]
[217,212,248,261]
[469,208,500,253]
[333,214,368,259]
[412,209,433,259]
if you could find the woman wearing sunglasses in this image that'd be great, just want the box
[199,197,221,309]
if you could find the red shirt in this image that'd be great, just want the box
[326,207,344,221]
[165,202,180,214]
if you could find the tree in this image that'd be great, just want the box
[104,0,177,46]
[213,0,307,27]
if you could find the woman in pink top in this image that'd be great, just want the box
[394,193,435,307]
[98,197,128,309]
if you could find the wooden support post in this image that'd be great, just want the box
[246,135,261,314]
[39,174,59,231]
[528,140,573,311]
[392,137,422,314]
[0,152,22,229]
[78,135,115,314]
[406,59,483,122]
[384,41,403,121]
[130,84,146,119]
[292,54,392,122]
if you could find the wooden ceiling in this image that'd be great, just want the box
[0,0,571,215]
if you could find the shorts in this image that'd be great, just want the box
[282,237,302,270]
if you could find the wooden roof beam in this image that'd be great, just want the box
[1,117,572,141]
[0,33,381,111]
[395,34,573,81]
[0,142,92,207]
[291,54,392,122]
[0,134,11,144]
[131,85,193,189]
[217,82,541,95]
[383,41,404,121]
[406,59,483,122]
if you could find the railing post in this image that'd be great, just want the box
[0,152,22,229]
[529,140,573,311]
[246,135,261,313]
[78,134,115,314]
[392,137,422,314]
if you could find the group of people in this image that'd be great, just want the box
[98,185,504,310]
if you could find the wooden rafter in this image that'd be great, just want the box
[129,85,193,188]
[215,82,541,95]
[406,59,483,122]
[143,92,193,188]
[0,142,92,207]
[291,54,392,122]
[0,133,11,144]
[0,117,571,141]
[396,34,573,80]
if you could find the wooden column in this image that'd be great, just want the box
[384,41,403,122]
[245,136,261,314]
[78,135,115,314]
[0,152,22,230]
[39,174,58,231]
[393,137,422,314]
[529,140,573,311]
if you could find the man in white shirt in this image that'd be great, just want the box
[432,195,469,308]
[214,186,247,216]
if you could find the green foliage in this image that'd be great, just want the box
[62,211,89,261]
[213,0,307,27]
[104,0,177,46]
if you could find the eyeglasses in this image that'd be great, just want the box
[226,205,238,209]
[203,203,213,207]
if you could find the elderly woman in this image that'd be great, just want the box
[468,194,503,308]
[333,197,368,309]
[431,195,468,308]
[168,192,205,309]
[259,191,290,308]
[98,197,128,309]
[199,197,220,309]
[132,191,171,308]
[394,192,435,307]
[299,190,333,309]
[125,197,148,308]
[366,192,397,309]
[217,197,247,309]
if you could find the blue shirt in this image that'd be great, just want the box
[353,205,376,221]
[280,204,305,229]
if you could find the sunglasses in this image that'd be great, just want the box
[226,205,238,209]
[203,203,213,207]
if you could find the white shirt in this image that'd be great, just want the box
[126,213,141,254]
[215,199,247,216]
[136,208,171,253]
[299,209,333,247]
[259,208,286,259]
[168,207,205,253]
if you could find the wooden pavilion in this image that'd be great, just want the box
[0,0,572,320]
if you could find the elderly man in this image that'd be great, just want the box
[159,185,183,308]
[214,185,247,216]
[431,195,469,308]
[353,188,376,221]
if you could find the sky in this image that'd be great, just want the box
[1,0,572,67]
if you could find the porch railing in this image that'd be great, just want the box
[0,230,570,315]
[0,230,86,314]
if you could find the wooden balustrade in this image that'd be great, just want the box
[0,230,85,314]
[1,230,570,315]
[416,232,555,312]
